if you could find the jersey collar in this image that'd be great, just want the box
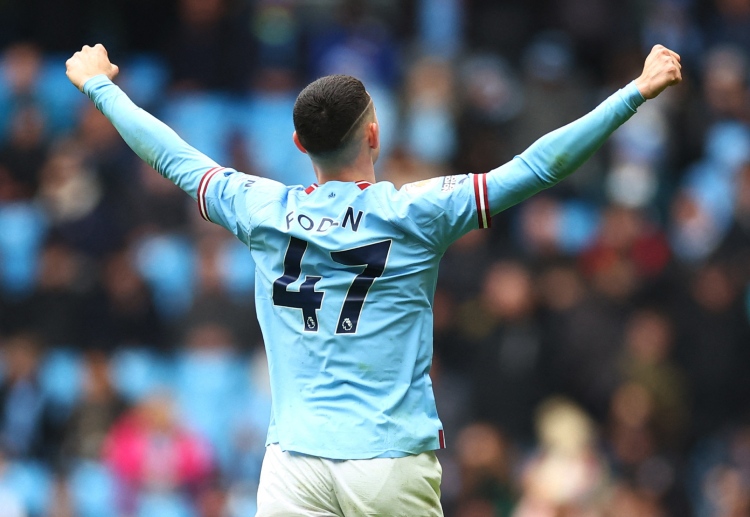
[304,181,372,194]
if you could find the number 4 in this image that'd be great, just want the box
[272,237,392,334]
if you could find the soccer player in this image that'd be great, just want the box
[66,43,681,516]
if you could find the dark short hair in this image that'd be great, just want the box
[293,75,371,157]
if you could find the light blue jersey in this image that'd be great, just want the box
[83,75,645,459]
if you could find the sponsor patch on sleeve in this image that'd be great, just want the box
[441,175,469,192]
[402,177,440,194]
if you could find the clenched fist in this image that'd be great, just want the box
[635,45,682,100]
[66,44,119,91]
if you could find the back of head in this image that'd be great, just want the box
[293,75,371,161]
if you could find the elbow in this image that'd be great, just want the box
[549,152,571,178]
[517,154,562,187]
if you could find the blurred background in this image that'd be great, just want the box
[0,0,748,515]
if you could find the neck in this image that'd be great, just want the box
[312,152,377,185]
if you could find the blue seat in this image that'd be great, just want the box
[68,461,117,517]
[0,460,52,517]
[0,203,47,296]
[704,121,750,173]
[557,200,600,254]
[405,104,456,163]
[37,55,88,135]
[222,353,272,481]
[233,95,314,186]
[218,239,256,298]
[174,349,248,468]
[118,54,168,109]
[137,492,196,517]
[226,486,258,517]
[0,66,13,142]
[134,233,195,319]
[367,86,398,168]
[110,348,171,402]
[39,349,84,411]
[162,94,234,166]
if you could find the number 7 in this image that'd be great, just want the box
[331,239,391,334]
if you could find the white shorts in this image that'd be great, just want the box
[256,444,444,517]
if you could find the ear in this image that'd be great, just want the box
[293,131,308,154]
[366,122,379,151]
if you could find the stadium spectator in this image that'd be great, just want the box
[164,0,254,92]
[103,392,213,514]
[85,250,164,351]
[513,397,610,516]
[460,260,547,440]
[0,333,65,464]
[453,423,516,516]
[10,241,90,347]
[61,351,128,464]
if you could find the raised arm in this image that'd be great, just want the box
[65,44,218,200]
[485,44,682,214]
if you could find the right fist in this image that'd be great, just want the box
[66,44,119,91]
[634,44,682,100]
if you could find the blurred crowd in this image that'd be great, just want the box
[0,0,749,516]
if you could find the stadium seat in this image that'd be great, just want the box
[217,239,256,298]
[68,461,118,517]
[134,233,195,319]
[557,200,600,254]
[233,94,313,186]
[0,203,47,296]
[221,352,271,481]
[37,55,89,134]
[136,492,196,517]
[162,94,234,166]
[226,484,258,517]
[405,104,457,164]
[705,121,750,173]
[0,91,12,143]
[687,121,750,226]
[109,348,172,402]
[174,349,248,468]
[39,348,84,411]
[0,460,53,517]
[118,54,168,109]
[367,86,398,167]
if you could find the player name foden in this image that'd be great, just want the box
[285,207,364,233]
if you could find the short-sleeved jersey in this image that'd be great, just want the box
[84,73,644,461]
[199,170,492,458]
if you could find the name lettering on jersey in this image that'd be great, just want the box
[284,206,364,233]
[317,218,337,232]
[341,206,363,231]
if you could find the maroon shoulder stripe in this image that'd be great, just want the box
[481,173,491,228]
[473,173,492,229]
[197,167,225,222]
